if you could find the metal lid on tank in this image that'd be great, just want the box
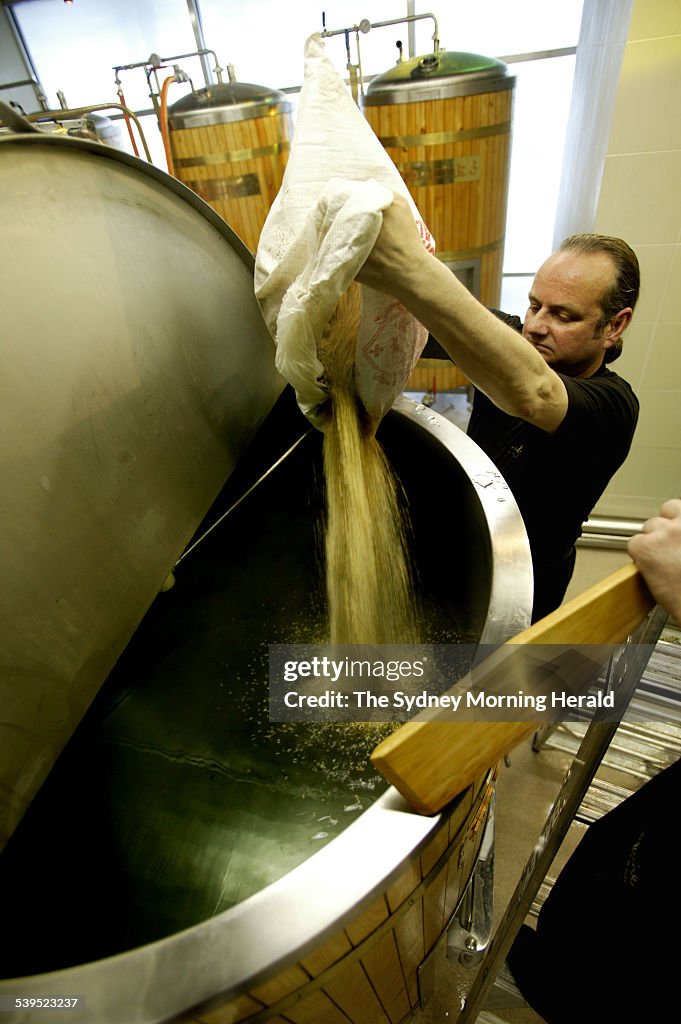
[168,81,292,128]
[363,50,514,105]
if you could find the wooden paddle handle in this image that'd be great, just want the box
[507,562,655,646]
[371,563,656,815]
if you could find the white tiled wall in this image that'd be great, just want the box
[593,0,681,520]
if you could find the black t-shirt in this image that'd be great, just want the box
[507,758,681,1023]
[464,314,639,620]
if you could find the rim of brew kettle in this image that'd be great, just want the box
[167,80,293,129]
[0,131,533,1022]
[363,49,515,105]
[0,784,486,1023]
[393,395,532,645]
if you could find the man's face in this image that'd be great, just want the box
[522,250,617,377]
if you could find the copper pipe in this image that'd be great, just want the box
[159,75,177,175]
[115,86,140,157]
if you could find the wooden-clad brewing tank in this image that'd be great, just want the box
[363,50,515,392]
[363,50,515,306]
[167,81,294,254]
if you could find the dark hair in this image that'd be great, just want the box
[559,233,640,363]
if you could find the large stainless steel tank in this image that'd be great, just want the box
[0,127,533,1024]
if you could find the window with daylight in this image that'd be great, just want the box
[12,0,585,310]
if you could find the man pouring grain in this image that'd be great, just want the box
[357,194,640,621]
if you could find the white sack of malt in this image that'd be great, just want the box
[254,32,435,428]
